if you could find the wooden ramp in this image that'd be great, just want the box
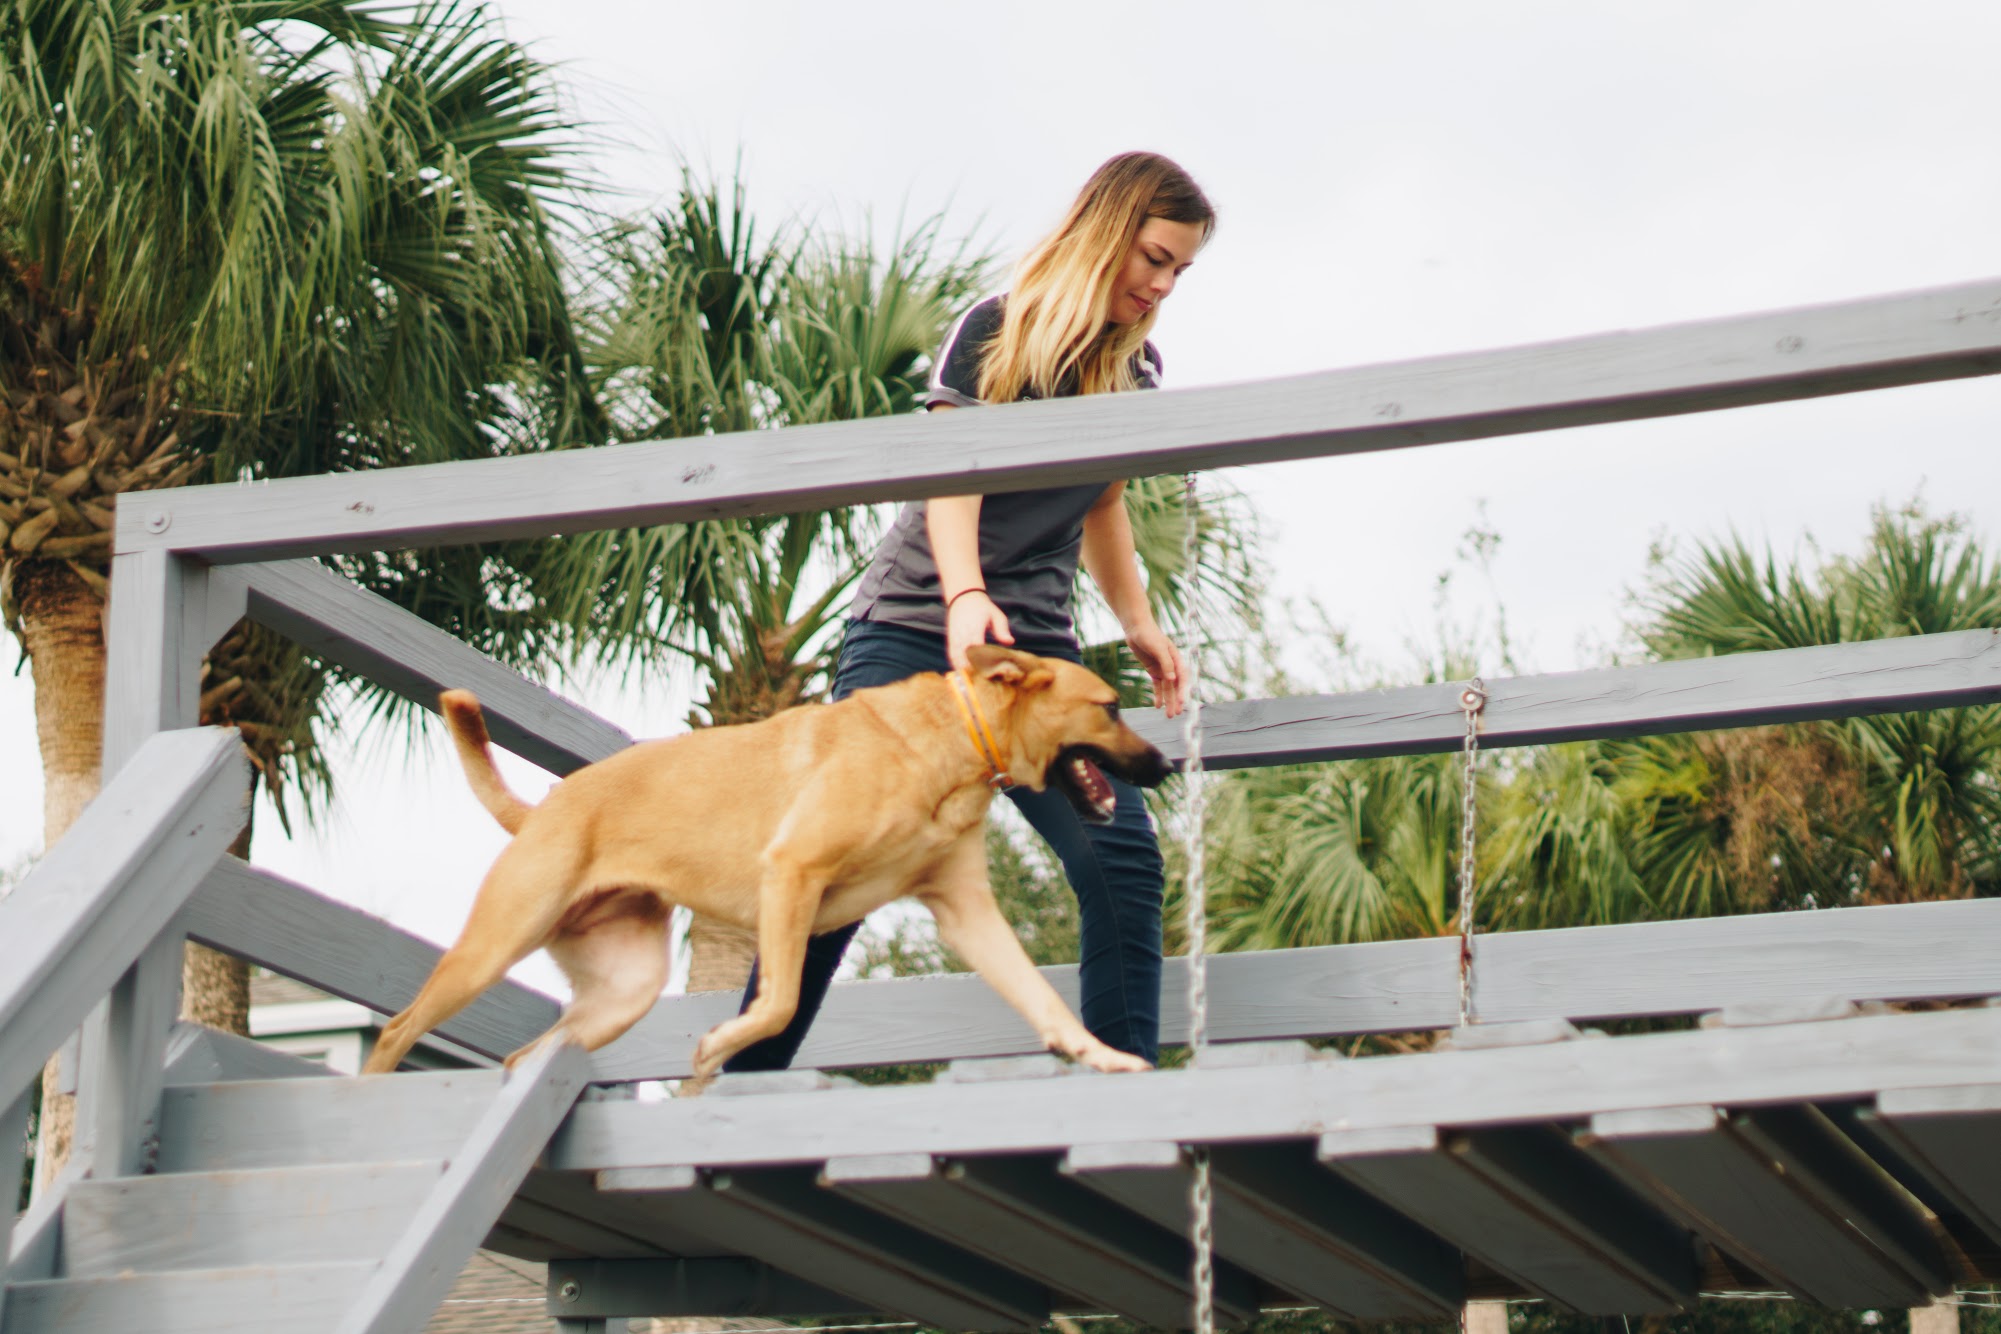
[504,1006,2001,1328]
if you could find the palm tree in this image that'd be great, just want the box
[1615,503,2001,908]
[548,181,992,989]
[3,0,591,1180]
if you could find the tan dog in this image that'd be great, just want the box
[362,644,1172,1079]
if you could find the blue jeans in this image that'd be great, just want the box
[722,618,1165,1069]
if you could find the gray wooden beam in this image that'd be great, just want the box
[586,897,2001,1082]
[545,1257,864,1319]
[505,1170,721,1262]
[1318,1126,1695,1314]
[160,1020,338,1087]
[155,1068,507,1174]
[597,1165,1049,1330]
[1730,1107,1948,1292]
[826,1151,1256,1327]
[183,858,559,1062]
[334,1038,591,1334]
[117,276,2001,562]
[1579,1105,1944,1306]
[2,1263,375,1333]
[551,1004,2001,1172]
[1128,629,2001,769]
[0,1087,29,1326]
[238,559,631,775]
[73,551,221,1181]
[1865,1085,2001,1254]
[1062,1139,1460,1319]
[0,728,246,1127]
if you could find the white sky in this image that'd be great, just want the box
[7,2,2001,996]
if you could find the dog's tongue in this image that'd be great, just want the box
[1071,755,1116,818]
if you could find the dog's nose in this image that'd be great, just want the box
[1128,744,1172,789]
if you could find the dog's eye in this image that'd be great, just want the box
[1101,701,1121,722]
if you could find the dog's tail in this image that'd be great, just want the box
[439,690,533,835]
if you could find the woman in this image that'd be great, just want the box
[726,151,1215,1072]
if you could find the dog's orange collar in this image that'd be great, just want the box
[949,669,1015,791]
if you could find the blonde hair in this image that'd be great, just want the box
[978,153,1214,404]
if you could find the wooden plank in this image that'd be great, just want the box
[116,276,2001,562]
[335,1039,591,1334]
[155,1069,503,1173]
[238,559,631,775]
[183,858,559,1063]
[1316,1127,1690,1315]
[1729,1107,1948,1292]
[551,1004,2001,1172]
[508,1169,725,1261]
[75,551,219,1180]
[62,1159,445,1276]
[0,1087,28,1326]
[1,1262,376,1333]
[589,939,1457,1082]
[587,898,2000,1082]
[546,1257,861,1319]
[1473,898,2001,1026]
[1126,629,2001,769]
[6,1178,63,1284]
[76,931,186,1178]
[599,1165,1047,1330]
[1867,1085,2001,1252]
[99,551,203,772]
[1579,1105,1940,1306]
[0,729,246,1118]
[826,1151,1245,1327]
[161,1022,338,1087]
[1063,1138,1459,1319]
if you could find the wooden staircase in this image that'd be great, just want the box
[2,1046,586,1334]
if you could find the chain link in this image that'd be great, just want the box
[1455,679,1487,1028]
[1180,473,1215,1334]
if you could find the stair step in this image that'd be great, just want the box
[64,1160,445,1276]
[156,1071,504,1172]
[1,1262,376,1333]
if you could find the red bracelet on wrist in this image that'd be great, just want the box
[945,586,988,611]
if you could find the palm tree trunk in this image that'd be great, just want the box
[684,914,758,993]
[180,815,253,1033]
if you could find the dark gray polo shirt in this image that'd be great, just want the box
[848,296,1162,648]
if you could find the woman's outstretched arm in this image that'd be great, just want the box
[1081,483,1187,717]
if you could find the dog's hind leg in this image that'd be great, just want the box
[688,859,824,1079]
[534,901,671,1062]
[361,844,579,1075]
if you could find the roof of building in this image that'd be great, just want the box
[248,968,334,1010]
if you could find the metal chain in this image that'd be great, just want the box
[1180,472,1215,1334]
[1455,679,1488,1027]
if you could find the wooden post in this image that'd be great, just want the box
[71,550,207,1180]
[0,1086,30,1323]
[1911,1297,1960,1334]
[1463,1300,1510,1334]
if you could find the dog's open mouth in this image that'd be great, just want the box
[1054,747,1119,824]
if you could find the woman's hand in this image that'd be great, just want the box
[1127,620,1188,718]
[946,589,1014,671]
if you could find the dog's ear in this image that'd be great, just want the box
[967,642,1040,686]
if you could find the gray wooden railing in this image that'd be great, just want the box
[11,274,2001,1220]
[0,727,247,1265]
